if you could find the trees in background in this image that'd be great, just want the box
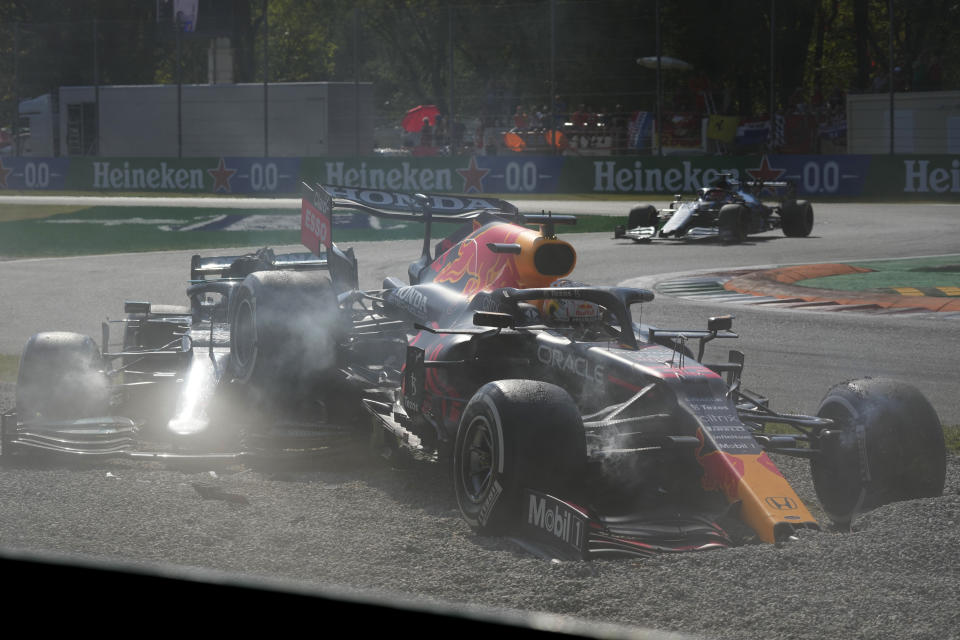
[1,0,958,135]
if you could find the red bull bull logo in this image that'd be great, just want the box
[429,223,526,298]
[698,450,746,499]
[697,434,818,542]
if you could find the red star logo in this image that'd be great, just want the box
[456,156,490,193]
[0,159,12,189]
[207,157,237,193]
[746,155,785,183]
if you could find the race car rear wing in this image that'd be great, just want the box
[741,180,789,188]
[189,251,327,282]
[736,178,796,199]
[300,182,576,287]
[300,182,577,239]
[745,180,798,203]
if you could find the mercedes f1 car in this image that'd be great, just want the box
[3,184,944,559]
[613,173,814,243]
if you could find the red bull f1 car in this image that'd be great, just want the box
[3,184,944,559]
[614,173,814,243]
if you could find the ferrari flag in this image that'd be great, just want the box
[707,115,739,143]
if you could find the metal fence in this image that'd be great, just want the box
[2,1,957,158]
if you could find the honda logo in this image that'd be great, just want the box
[765,496,797,510]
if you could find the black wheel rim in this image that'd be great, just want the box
[460,414,496,503]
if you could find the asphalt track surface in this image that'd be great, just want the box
[1,200,959,638]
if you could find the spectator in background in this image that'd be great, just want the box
[420,117,433,147]
[553,94,568,127]
[530,106,545,132]
[513,105,529,131]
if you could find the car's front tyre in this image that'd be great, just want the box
[780,200,814,237]
[718,204,747,243]
[16,332,110,422]
[810,377,946,527]
[627,204,658,229]
[453,380,586,535]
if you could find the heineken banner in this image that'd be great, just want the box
[0,154,957,199]
[0,157,70,190]
[567,155,874,198]
[301,156,567,195]
[69,157,303,194]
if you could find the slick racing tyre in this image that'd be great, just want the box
[453,380,586,535]
[780,200,814,237]
[229,270,342,392]
[810,377,946,527]
[718,204,747,243]
[627,204,658,229]
[16,332,110,422]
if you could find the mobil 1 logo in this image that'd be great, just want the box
[521,490,588,559]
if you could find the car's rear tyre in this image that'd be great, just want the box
[453,380,586,535]
[16,332,110,422]
[781,200,814,237]
[627,204,658,229]
[810,377,946,527]
[229,270,342,394]
[718,204,747,243]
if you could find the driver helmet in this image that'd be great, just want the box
[542,279,604,323]
[713,173,733,189]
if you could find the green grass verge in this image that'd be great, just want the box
[0,204,89,223]
[0,355,18,383]
[0,206,618,258]
[944,425,960,453]
[797,255,960,292]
